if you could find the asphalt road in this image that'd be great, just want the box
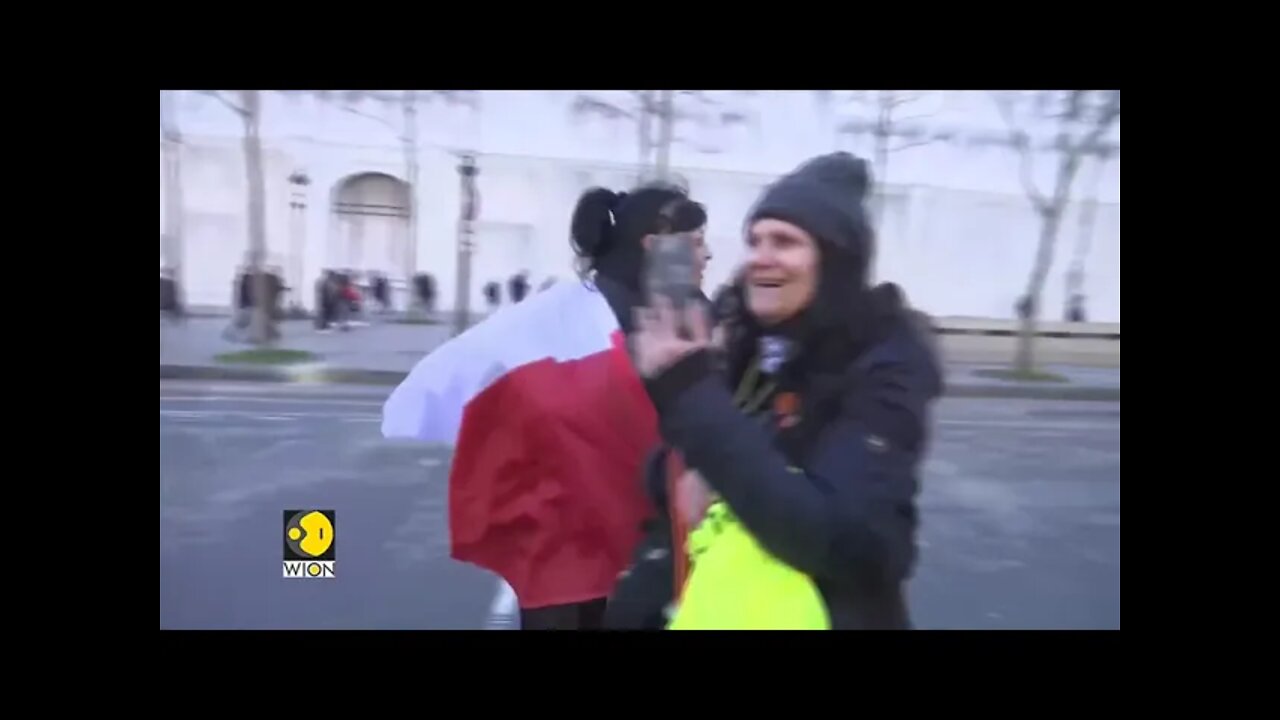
[160,381,1120,630]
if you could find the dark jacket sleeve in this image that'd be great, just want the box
[645,338,934,590]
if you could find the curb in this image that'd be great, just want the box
[160,364,1119,402]
[159,364,406,386]
[944,383,1119,403]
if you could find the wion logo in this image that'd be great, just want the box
[283,510,336,579]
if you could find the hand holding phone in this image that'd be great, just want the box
[644,232,699,338]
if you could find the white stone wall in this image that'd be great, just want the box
[159,90,1120,322]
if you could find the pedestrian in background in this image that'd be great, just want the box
[160,268,185,324]
[484,281,501,313]
[371,272,390,314]
[314,271,332,331]
[508,272,530,304]
[414,273,436,316]
[223,265,252,341]
[627,152,943,630]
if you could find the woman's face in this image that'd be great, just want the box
[690,227,711,288]
[744,218,820,326]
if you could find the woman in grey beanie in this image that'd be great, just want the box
[625,152,944,629]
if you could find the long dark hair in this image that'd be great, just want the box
[570,183,707,294]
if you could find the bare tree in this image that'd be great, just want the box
[1063,143,1117,321]
[200,90,275,345]
[569,90,753,184]
[653,90,675,180]
[160,91,184,282]
[571,92,652,175]
[992,90,1121,375]
[241,91,272,345]
[825,91,939,228]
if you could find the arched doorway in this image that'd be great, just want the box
[330,172,410,278]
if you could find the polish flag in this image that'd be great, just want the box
[382,280,658,609]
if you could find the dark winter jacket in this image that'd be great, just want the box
[635,310,943,630]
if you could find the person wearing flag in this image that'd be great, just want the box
[382,181,709,630]
[626,152,943,629]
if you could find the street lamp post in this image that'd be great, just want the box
[403,91,420,308]
[288,171,311,317]
[452,153,479,337]
[160,90,184,281]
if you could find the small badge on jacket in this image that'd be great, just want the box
[774,392,801,429]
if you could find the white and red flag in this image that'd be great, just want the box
[382,280,658,609]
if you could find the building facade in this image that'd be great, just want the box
[159,90,1120,322]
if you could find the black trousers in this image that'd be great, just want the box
[519,598,607,630]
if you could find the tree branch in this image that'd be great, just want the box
[1070,91,1120,157]
[883,91,927,109]
[837,118,877,135]
[201,90,247,116]
[839,118,935,147]
[894,111,938,125]
[1046,92,1119,210]
[678,90,713,103]
[571,95,634,121]
[342,104,399,135]
[991,91,1050,215]
[429,90,480,109]
[890,138,933,153]
[632,90,659,116]
[929,127,960,143]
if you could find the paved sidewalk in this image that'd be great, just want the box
[943,364,1121,402]
[160,316,1120,401]
[160,316,451,374]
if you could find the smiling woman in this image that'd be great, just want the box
[742,218,819,325]
[615,152,945,630]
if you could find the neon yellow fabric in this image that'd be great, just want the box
[668,501,831,630]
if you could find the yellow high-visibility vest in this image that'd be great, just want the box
[668,501,831,630]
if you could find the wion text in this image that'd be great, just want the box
[283,560,336,579]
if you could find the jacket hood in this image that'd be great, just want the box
[897,306,945,402]
[873,282,943,396]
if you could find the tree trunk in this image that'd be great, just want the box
[870,92,892,231]
[1014,311,1037,376]
[1015,106,1089,374]
[160,91,184,284]
[1065,152,1107,313]
[637,91,654,183]
[654,90,675,181]
[1015,209,1062,374]
[241,90,273,346]
[871,136,890,231]
[403,91,421,314]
